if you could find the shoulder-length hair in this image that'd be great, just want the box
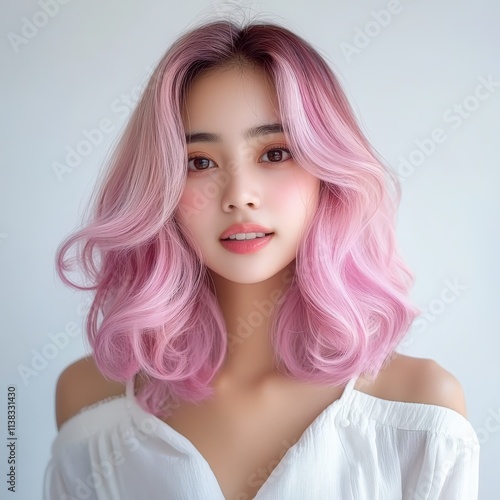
[56,17,421,418]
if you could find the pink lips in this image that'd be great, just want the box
[219,223,273,240]
[219,222,275,255]
[220,233,274,254]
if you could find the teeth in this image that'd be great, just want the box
[228,232,267,240]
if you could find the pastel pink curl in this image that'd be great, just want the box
[55,18,421,418]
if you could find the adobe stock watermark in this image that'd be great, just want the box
[227,268,293,353]
[401,277,468,347]
[52,65,154,182]
[234,439,298,500]
[57,369,182,500]
[18,321,81,385]
[59,411,161,500]
[178,137,270,222]
[396,74,499,180]
[474,406,500,445]
[406,456,456,499]
[339,0,414,63]
[178,156,242,223]
[234,435,300,500]
[7,0,73,54]
[17,296,91,385]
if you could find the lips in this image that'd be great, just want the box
[219,223,274,240]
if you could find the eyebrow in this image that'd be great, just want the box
[185,123,284,144]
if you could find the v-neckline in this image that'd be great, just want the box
[126,374,358,499]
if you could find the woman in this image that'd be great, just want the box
[44,16,479,500]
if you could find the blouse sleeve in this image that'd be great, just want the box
[43,458,68,500]
[403,428,480,500]
[43,452,99,500]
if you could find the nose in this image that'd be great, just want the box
[221,158,262,212]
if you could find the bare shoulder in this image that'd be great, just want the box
[55,355,126,431]
[356,353,468,418]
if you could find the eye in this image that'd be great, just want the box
[259,145,293,163]
[187,155,215,173]
[186,144,293,174]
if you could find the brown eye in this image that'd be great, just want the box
[187,156,214,172]
[260,146,292,163]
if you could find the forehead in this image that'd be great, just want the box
[181,65,280,132]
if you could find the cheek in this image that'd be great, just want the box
[275,173,320,215]
[175,186,199,235]
[176,184,217,242]
[178,185,197,210]
[176,184,204,222]
[178,180,221,216]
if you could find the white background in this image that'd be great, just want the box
[1,0,499,498]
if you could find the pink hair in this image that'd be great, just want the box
[55,18,421,418]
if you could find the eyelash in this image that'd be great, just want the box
[187,144,293,174]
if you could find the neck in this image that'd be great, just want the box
[208,261,295,391]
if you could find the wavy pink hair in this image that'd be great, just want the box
[55,17,421,418]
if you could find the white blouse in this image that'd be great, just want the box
[43,374,480,499]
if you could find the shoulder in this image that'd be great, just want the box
[55,355,126,431]
[356,353,468,418]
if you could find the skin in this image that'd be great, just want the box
[56,64,468,438]
[175,63,321,394]
[54,54,469,500]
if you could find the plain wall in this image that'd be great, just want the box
[1,0,498,498]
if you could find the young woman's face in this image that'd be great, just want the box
[176,64,320,284]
